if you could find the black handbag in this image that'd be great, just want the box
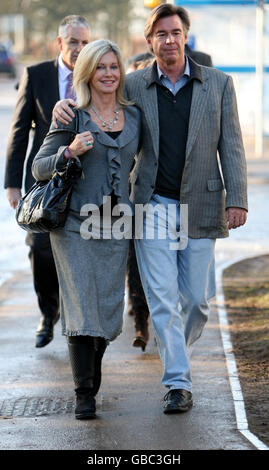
[16,112,82,233]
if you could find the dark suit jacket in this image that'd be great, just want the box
[5,59,60,191]
[185,44,213,67]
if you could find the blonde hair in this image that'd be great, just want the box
[73,39,132,109]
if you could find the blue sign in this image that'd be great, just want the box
[175,1,265,5]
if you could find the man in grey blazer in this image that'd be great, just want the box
[52,3,247,415]
[124,3,247,413]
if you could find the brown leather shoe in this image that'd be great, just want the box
[132,333,147,351]
[132,326,149,351]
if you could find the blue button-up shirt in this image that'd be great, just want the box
[157,56,190,96]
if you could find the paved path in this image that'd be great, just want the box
[0,268,257,450]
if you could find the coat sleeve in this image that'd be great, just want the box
[31,120,76,181]
[218,75,248,211]
[4,67,35,188]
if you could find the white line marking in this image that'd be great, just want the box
[216,255,269,450]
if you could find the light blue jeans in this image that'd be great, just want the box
[134,194,216,392]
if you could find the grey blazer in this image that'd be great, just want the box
[32,106,140,212]
[125,59,248,239]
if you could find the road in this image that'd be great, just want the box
[0,75,268,452]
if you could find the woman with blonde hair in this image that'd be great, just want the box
[32,39,140,420]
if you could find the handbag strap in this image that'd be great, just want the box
[69,108,80,145]
[74,108,80,134]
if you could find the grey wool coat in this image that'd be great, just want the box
[32,105,140,341]
[32,106,140,211]
[125,58,248,239]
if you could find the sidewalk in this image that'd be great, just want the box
[0,270,255,450]
[247,158,269,184]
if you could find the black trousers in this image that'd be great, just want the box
[26,232,59,319]
[127,239,149,330]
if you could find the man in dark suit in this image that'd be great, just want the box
[4,15,90,348]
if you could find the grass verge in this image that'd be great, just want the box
[223,254,269,447]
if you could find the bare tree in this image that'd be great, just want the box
[0,0,133,57]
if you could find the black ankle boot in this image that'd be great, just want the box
[75,389,96,420]
[68,336,97,420]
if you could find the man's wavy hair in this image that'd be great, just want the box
[144,3,190,40]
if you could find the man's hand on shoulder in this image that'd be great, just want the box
[52,98,76,128]
[226,207,247,229]
[6,188,22,209]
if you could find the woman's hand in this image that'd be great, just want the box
[52,99,76,128]
[68,131,94,157]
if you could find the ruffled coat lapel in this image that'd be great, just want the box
[77,106,139,149]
